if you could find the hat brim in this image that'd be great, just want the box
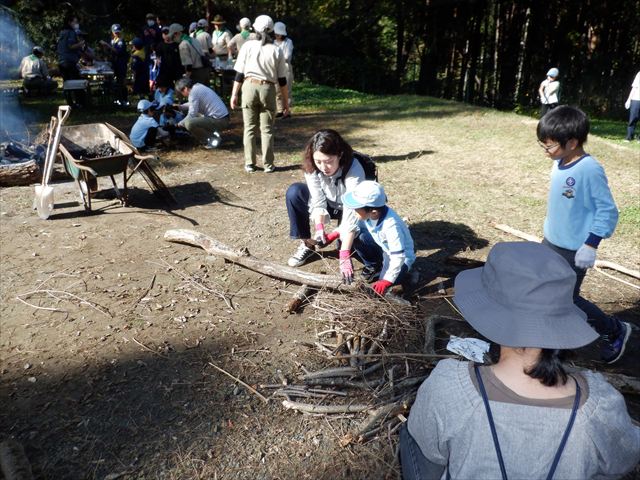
[454,267,598,349]
[342,191,367,209]
[211,20,226,24]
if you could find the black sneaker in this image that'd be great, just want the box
[360,265,381,283]
[287,242,315,267]
[601,321,631,364]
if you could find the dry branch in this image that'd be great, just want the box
[208,361,269,403]
[165,229,355,290]
[493,223,640,281]
[603,373,640,394]
[282,400,372,414]
[286,284,315,313]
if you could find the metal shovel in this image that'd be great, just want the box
[34,105,71,219]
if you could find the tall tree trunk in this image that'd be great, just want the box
[513,6,531,105]
[395,0,406,91]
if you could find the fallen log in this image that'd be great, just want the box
[164,229,354,290]
[602,373,640,395]
[493,223,640,281]
[0,159,68,187]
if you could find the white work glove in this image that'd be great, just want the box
[575,244,597,269]
[625,98,631,110]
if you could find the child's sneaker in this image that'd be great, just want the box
[287,242,315,267]
[244,164,257,173]
[601,321,631,364]
[264,165,276,173]
[360,265,381,283]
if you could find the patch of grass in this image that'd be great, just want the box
[619,205,640,228]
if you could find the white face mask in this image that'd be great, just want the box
[147,20,155,27]
[72,22,80,31]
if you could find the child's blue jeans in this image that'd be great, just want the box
[542,239,620,336]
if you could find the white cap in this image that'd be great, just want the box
[137,99,153,112]
[342,181,387,209]
[547,67,559,78]
[189,22,197,33]
[274,21,287,36]
[239,17,251,29]
[253,15,274,34]
[197,18,208,28]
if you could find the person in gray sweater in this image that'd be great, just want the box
[402,241,639,480]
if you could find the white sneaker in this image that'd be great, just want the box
[287,242,315,267]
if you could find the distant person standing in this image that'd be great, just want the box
[624,71,640,142]
[155,25,182,89]
[539,67,560,117]
[211,15,232,61]
[20,46,58,95]
[169,23,209,87]
[100,24,130,106]
[141,13,161,56]
[230,15,289,173]
[56,14,83,82]
[227,17,255,58]
[274,21,293,118]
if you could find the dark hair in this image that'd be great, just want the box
[302,129,353,174]
[254,32,274,46]
[536,105,590,147]
[488,345,570,387]
[64,14,78,27]
[525,349,570,387]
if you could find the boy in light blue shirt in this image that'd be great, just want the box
[342,181,416,297]
[537,105,630,363]
[130,99,168,150]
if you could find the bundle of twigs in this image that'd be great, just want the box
[270,289,453,445]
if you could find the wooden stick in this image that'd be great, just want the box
[303,366,361,380]
[602,372,640,394]
[165,229,354,290]
[494,223,640,280]
[132,337,168,358]
[282,399,371,414]
[594,267,640,290]
[208,361,269,403]
[129,273,156,310]
[286,284,315,313]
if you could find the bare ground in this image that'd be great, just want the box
[1,101,638,479]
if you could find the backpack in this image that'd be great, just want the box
[350,151,378,182]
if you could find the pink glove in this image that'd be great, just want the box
[339,249,354,285]
[313,223,326,245]
[372,279,393,296]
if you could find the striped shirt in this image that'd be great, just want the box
[186,83,229,119]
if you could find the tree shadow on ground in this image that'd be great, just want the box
[409,220,490,288]
[0,338,258,479]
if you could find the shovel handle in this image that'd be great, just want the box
[58,105,71,124]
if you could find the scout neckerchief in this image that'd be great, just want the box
[240,30,250,39]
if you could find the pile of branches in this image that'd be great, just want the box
[270,289,451,446]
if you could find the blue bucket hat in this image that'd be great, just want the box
[342,180,387,209]
[453,242,598,349]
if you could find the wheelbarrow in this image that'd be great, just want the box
[59,123,133,211]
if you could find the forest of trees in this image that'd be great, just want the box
[5,0,640,117]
